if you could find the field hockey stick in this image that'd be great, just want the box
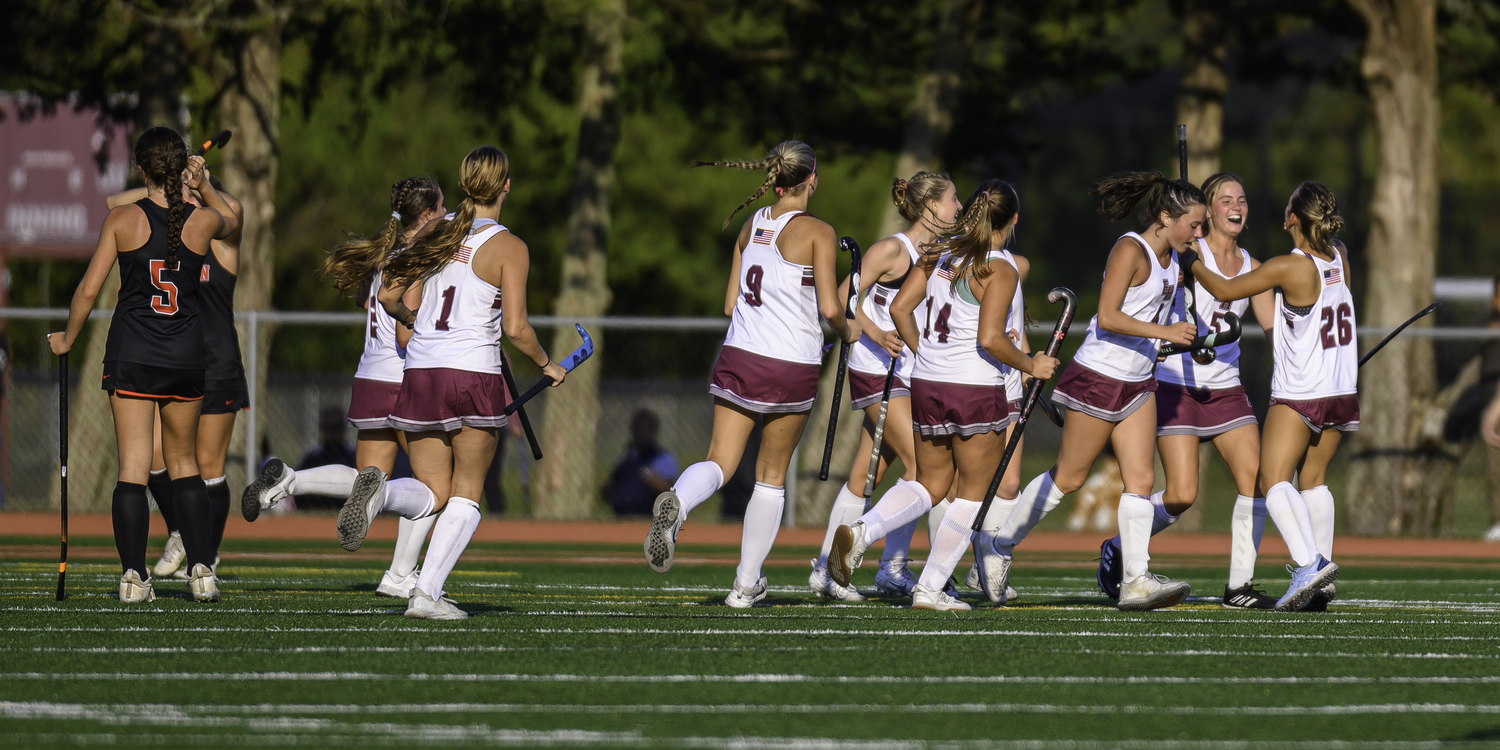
[1175,124,1217,364]
[498,344,542,460]
[1358,301,1442,368]
[196,129,233,156]
[56,351,68,601]
[1159,311,1241,358]
[861,357,899,498]
[819,236,863,481]
[972,288,1078,532]
[1036,390,1066,428]
[504,324,596,415]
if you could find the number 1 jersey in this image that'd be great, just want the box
[404,218,507,375]
[1272,248,1357,401]
[104,198,205,369]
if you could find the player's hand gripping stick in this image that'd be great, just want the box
[1158,311,1241,359]
[861,358,899,498]
[819,236,862,481]
[972,288,1079,532]
[504,324,595,416]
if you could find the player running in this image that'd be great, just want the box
[808,171,960,602]
[1095,172,1281,610]
[828,181,1058,610]
[1179,181,1349,611]
[241,177,447,599]
[642,140,861,608]
[50,127,240,603]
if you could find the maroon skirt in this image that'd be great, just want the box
[347,377,403,431]
[910,378,1013,437]
[1051,363,1156,423]
[849,368,911,411]
[1269,394,1360,434]
[1156,382,1259,439]
[709,346,820,414]
[389,367,509,433]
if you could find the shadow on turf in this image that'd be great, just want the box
[1457,727,1500,741]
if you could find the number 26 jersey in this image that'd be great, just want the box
[722,207,822,365]
[1272,248,1357,401]
[404,218,507,375]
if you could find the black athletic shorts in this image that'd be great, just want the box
[102,361,205,401]
[201,375,249,414]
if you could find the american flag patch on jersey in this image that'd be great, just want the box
[752,228,775,245]
[455,247,473,264]
[801,268,815,287]
[1324,267,1341,285]
[936,261,956,281]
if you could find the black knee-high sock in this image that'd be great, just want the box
[112,482,150,577]
[171,476,213,569]
[206,477,230,556]
[147,469,177,534]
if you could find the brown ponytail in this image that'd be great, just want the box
[133,127,189,273]
[1092,170,1205,225]
[892,171,952,224]
[921,179,1020,287]
[1288,181,1343,258]
[323,177,442,293]
[693,140,816,230]
[383,147,508,287]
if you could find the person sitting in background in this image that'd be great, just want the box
[605,410,680,517]
[293,408,358,510]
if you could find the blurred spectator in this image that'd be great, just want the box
[1448,277,1500,542]
[605,410,680,517]
[294,407,357,510]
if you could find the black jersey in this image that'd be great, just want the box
[199,244,243,378]
[104,199,207,370]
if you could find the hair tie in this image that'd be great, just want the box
[391,211,401,220]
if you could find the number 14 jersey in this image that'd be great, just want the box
[1272,248,1357,401]
[404,218,508,375]
[912,250,1007,387]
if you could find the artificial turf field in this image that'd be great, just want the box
[2,528,1500,749]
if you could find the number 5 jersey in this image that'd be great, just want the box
[104,198,206,370]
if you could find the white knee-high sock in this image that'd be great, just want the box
[855,479,932,543]
[1265,482,1315,567]
[1147,491,1180,535]
[818,485,868,567]
[1117,493,1155,581]
[414,497,481,597]
[381,477,436,520]
[977,496,1018,531]
[289,464,359,497]
[993,473,1065,553]
[1228,495,1266,589]
[917,498,981,590]
[390,514,438,578]
[674,461,725,517]
[882,518,920,562]
[927,498,950,551]
[736,483,785,588]
[1301,485,1336,560]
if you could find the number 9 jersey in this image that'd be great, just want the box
[722,207,822,365]
[1271,248,1357,401]
[104,199,205,370]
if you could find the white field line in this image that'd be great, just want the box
[1058,648,1499,660]
[4,672,1498,685]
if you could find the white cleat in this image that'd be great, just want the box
[973,535,1013,605]
[377,568,419,598]
[644,491,684,573]
[152,531,185,578]
[874,556,919,597]
[242,458,293,522]
[809,561,866,602]
[118,570,156,603]
[964,561,1019,601]
[188,563,220,602]
[725,576,767,609]
[338,467,388,552]
[1484,523,1500,543]
[827,522,870,588]
[1117,572,1191,611]
[172,555,218,581]
[1275,556,1339,612]
[405,587,468,620]
[911,583,971,611]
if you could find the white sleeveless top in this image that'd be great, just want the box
[849,232,919,381]
[997,249,1027,402]
[723,206,822,365]
[912,250,1007,387]
[1071,233,1179,383]
[354,268,405,383]
[1272,248,1357,400]
[404,218,507,374]
[1158,237,1251,390]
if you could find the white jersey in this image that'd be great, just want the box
[1071,233,1178,383]
[354,268,406,383]
[849,232,918,382]
[1272,248,1357,400]
[404,218,507,374]
[723,207,822,364]
[997,249,1027,402]
[912,250,1007,387]
[1157,237,1251,390]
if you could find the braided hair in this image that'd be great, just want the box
[921,180,1020,288]
[322,177,442,293]
[133,127,189,273]
[1091,171,1206,225]
[692,140,816,230]
[1288,181,1343,258]
[384,147,508,287]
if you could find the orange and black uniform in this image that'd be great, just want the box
[199,245,248,413]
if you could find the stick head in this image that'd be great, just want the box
[838,236,860,255]
[563,324,595,372]
[198,129,233,156]
[1047,287,1078,322]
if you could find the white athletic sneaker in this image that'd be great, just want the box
[1484,523,1500,543]
[118,570,155,603]
[152,531,185,578]
[1117,572,1191,611]
[242,458,293,522]
[188,563,220,602]
[1275,556,1339,612]
[725,576,767,609]
[337,467,388,552]
[911,583,971,611]
[809,560,866,602]
[874,556,919,597]
[405,587,467,620]
[644,490,684,573]
[172,555,218,581]
[827,522,869,587]
[376,569,419,598]
[973,536,1013,605]
[964,562,1019,601]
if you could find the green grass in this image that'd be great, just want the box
[2,534,1500,748]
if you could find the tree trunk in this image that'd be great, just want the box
[1175,0,1228,181]
[535,0,624,519]
[1343,0,1440,535]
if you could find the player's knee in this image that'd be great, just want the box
[1162,485,1197,516]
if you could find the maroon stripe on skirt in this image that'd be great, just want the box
[347,377,403,431]
[849,368,911,411]
[910,378,1013,437]
[709,346,820,414]
[1269,394,1360,434]
[389,367,510,433]
[1155,382,1259,439]
[1051,362,1156,423]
